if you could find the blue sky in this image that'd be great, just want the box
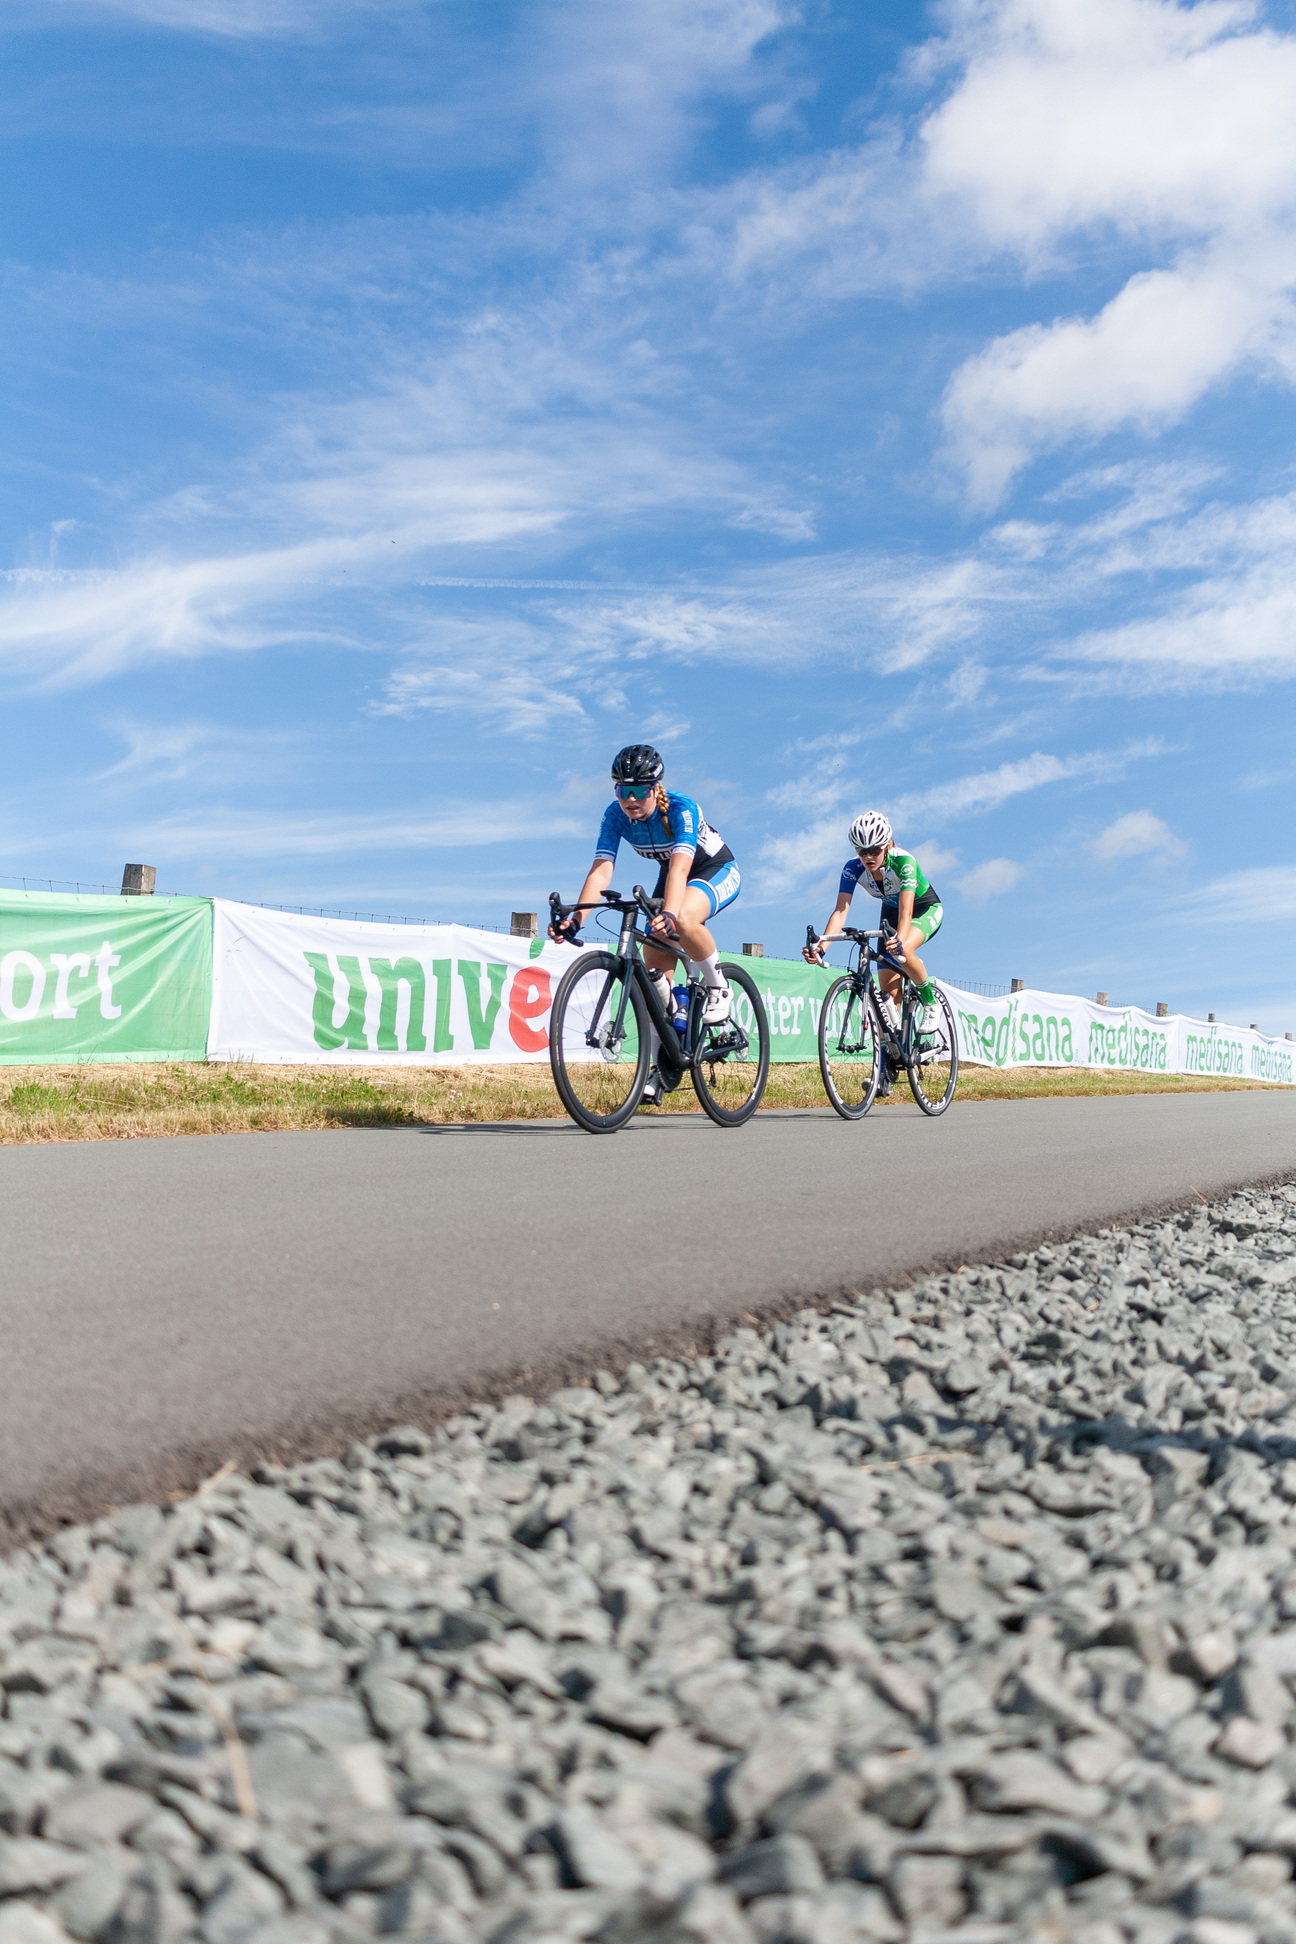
[3,0,1296,1029]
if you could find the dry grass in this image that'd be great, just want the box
[0,1059,1273,1143]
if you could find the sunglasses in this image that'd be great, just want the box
[855,843,886,857]
[616,783,656,801]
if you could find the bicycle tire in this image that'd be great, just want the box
[690,961,770,1127]
[905,986,959,1117]
[817,974,883,1120]
[549,951,650,1133]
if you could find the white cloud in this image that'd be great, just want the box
[93,718,285,785]
[376,655,589,739]
[1093,808,1185,859]
[944,244,1296,506]
[122,800,588,860]
[911,841,960,879]
[958,856,1024,903]
[891,740,1162,827]
[755,738,1161,895]
[926,0,1296,498]
[39,0,402,37]
[1171,864,1296,921]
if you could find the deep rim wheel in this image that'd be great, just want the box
[690,961,771,1127]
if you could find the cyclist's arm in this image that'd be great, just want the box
[894,886,915,935]
[659,847,696,920]
[806,891,852,961]
[551,857,613,939]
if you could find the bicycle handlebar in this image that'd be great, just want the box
[805,923,890,949]
[549,887,665,927]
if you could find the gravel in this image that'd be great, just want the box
[7,1182,1296,1943]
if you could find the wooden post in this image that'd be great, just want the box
[510,912,538,938]
[1010,978,1024,993]
[1208,1013,1216,1023]
[121,865,156,896]
[1156,1002,1168,1017]
[1096,991,1108,1007]
[742,943,764,957]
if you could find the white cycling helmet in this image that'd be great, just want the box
[848,810,892,851]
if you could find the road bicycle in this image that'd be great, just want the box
[547,887,771,1134]
[807,923,959,1120]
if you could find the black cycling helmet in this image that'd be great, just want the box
[611,744,664,785]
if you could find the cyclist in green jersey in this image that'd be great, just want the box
[804,810,943,1031]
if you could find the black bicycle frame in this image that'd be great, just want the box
[552,886,695,1078]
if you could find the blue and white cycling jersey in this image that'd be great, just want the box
[594,791,733,881]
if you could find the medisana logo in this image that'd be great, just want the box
[1086,1012,1169,1072]
[956,997,1075,1068]
[1183,1026,1245,1077]
[1251,1042,1294,1084]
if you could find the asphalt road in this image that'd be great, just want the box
[4,1091,1296,1539]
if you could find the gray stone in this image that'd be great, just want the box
[556,1808,644,1893]
[0,1839,90,1897]
[718,1836,823,1901]
[52,1848,136,1941]
[45,1785,157,1849]
[0,1907,73,1944]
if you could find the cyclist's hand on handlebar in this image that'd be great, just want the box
[548,911,581,944]
[651,909,682,944]
[803,937,826,965]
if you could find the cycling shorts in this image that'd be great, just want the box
[654,856,742,919]
[883,900,942,945]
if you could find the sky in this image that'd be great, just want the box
[3,0,1295,1029]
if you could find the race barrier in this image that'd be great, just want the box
[0,890,211,1064]
[0,889,1292,1082]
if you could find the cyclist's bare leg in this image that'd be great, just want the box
[644,883,716,977]
[883,920,928,997]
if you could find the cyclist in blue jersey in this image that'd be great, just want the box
[805,809,943,1039]
[550,745,741,1102]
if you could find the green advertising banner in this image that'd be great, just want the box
[738,954,837,1061]
[0,891,212,1063]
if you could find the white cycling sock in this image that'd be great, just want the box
[699,952,724,989]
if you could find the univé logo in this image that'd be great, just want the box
[303,953,552,1054]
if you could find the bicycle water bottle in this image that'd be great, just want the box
[671,984,689,1037]
[879,994,900,1035]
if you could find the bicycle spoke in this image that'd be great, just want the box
[906,988,959,1116]
[691,965,770,1126]
[818,976,880,1118]
[550,957,647,1130]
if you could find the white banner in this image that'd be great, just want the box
[208,901,581,1064]
[942,984,1295,1087]
[206,900,1295,1083]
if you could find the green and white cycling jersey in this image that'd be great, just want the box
[839,847,940,916]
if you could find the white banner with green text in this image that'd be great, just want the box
[208,899,583,1064]
[945,985,1294,1086]
[207,899,1294,1081]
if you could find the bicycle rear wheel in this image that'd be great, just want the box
[818,974,882,1120]
[905,986,959,1117]
[549,952,649,1133]
[690,962,770,1127]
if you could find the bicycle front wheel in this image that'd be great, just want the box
[818,975,882,1120]
[906,986,959,1117]
[549,952,650,1133]
[690,962,770,1127]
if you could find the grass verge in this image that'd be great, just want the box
[0,1060,1273,1143]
